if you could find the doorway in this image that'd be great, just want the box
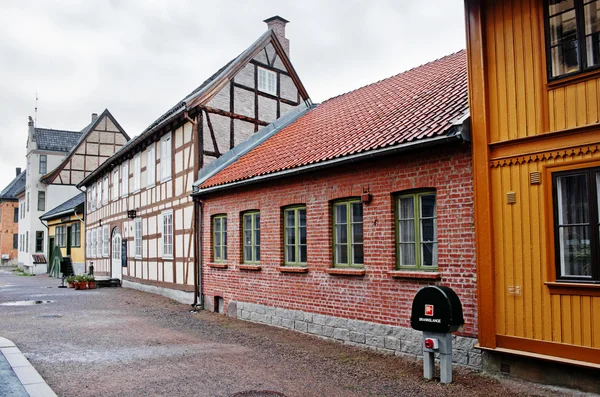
[111,227,122,280]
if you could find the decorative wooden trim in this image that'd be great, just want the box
[388,271,441,280]
[326,268,366,276]
[204,111,221,157]
[496,335,600,365]
[207,263,228,269]
[489,124,600,164]
[238,264,261,271]
[249,59,290,76]
[545,282,600,296]
[277,266,308,273]
[122,275,195,292]
[203,106,268,127]
[232,82,299,107]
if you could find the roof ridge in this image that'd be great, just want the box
[35,127,81,134]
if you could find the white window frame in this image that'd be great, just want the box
[103,176,109,205]
[112,168,119,201]
[134,218,142,259]
[257,66,277,95]
[103,225,109,258]
[90,229,96,258]
[160,133,172,182]
[121,162,129,197]
[96,227,102,258]
[162,210,174,259]
[133,154,141,192]
[147,145,156,188]
[86,230,90,258]
[96,181,102,209]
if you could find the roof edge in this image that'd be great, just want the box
[193,129,469,196]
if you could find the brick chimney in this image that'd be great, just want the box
[91,113,98,122]
[264,16,290,57]
[16,167,21,177]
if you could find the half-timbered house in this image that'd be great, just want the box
[191,51,481,366]
[78,16,311,304]
[17,110,128,274]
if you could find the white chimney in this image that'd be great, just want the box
[264,16,290,57]
[91,113,98,122]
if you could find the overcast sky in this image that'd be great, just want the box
[0,0,465,190]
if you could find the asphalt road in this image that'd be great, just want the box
[0,268,586,397]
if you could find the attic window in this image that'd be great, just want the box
[258,67,277,95]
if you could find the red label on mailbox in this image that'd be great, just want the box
[425,304,434,317]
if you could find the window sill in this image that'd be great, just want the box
[277,266,309,274]
[388,271,441,280]
[238,264,261,271]
[326,268,365,276]
[162,256,174,261]
[546,67,600,89]
[545,282,600,296]
[207,263,228,269]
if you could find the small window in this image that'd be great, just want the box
[332,199,363,268]
[96,181,102,209]
[396,191,438,269]
[242,212,260,263]
[103,176,109,205]
[35,231,44,253]
[37,191,45,212]
[13,207,18,223]
[122,163,129,197]
[162,210,174,259]
[39,155,47,175]
[213,215,227,262]
[133,154,141,192]
[103,225,109,257]
[545,0,600,79]
[135,218,142,258]
[283,206,307,266]
[258,67,277,95]
[112,168,119,200]
[86,230,90,257]
[72,223,81,248]
[96,228,101,258]
[552,167,600,281]
[56,226,66,248]
[147,145,156,187]
[13,234,18,249]
[161,133,172,182]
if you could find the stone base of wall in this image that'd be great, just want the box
[122,280,195,305]
[229,301,482,369]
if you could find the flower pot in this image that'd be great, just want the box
[80,281,88,290]
[68,282,74,288]
[74,282,81,290]
[88,281,96,289]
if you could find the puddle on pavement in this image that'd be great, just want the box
[0,300,53,306]
[230,392,286,397]
[39,314,62,318]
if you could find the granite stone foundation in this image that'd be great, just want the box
[230,301,482,369]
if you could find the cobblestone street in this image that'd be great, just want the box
[0,270,586,397]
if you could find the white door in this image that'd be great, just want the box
[111,228,122,280]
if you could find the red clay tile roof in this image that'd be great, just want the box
[200,50,468,189]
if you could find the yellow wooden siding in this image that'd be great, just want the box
[48,217,85,264]
[484,0,600,143]
[491,149,600,348]
[548,78,600,131]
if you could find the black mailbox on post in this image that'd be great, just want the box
[410,285,464,333]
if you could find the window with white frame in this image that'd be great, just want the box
[121,162,129,197]
[96,181,102,209]
[87,188,93,212]
[135,218,142,258]
[103,225,109,257]
[161,133,172,182]
[72,223,81,247]
[162,210,173,258]
[103,176,109,205]
[86,230,90,257]
[133,154,141,192]
[56,226,66,247]
[147,145,155,187]
[257,67,277,95]
[96,227,102,258]
[113,167,119,200]
[90,229,96,258]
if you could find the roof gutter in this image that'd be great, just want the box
[40,208,76,221]
[193,130,468,197]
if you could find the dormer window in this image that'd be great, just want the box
[545,0,600,79]
[257,67,277,95]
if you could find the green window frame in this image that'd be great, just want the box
[213,215,227,262]
[396,191,438,269]
[243,211,260,263]
[332,199,363,268]
[283,206,307,266]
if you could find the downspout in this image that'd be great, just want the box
[192,196,203,308]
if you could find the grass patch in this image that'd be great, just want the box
[11,267,35,276]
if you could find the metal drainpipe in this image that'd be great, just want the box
[192,196,203,308]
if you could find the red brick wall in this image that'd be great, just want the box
[0,202,18,262]
[201,144,477,336]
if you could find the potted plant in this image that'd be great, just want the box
[66,275,76,288]
[74,275,88,290]
[87,275,96,289]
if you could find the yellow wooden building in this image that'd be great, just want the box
[40,193,86,275]
[464,0,600,383]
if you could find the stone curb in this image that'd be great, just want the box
[0,336,57,397]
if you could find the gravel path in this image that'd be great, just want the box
[0,269,588,397]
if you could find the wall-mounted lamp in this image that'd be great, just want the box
[127,210,137,219]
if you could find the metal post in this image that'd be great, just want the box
[440,350,453,384]
[423,350,435,379]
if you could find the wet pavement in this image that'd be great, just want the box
[0,268,590,397]
[0,353,28,396]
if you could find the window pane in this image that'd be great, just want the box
[421,243,437,267]
[557,174,589,224]
[400,243,416,266]
[254,228,260,247]
[222,218,227,233]
[421,195,436,218]
[399,197,414,219]
[353,244,364,265]
[559,225,592,277]
[421,218,436,242]
[399,219,415,242]
[584,2,600,35]
[286,246,296,263]
[549,0,574,16]
[299,245,307,263]
[335,224,348,244]
[286,227,296,245]
[352,223,363,244]
[244,246,252,261]
[299,226,306,245]
[286,210,295,228]
[244,230,252,246]
[336,243,348,264]
[298,209,306,227]
[334,204,347,224]
[550,10,578,45]
[351,203,362,223]
[244,214,252,231]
